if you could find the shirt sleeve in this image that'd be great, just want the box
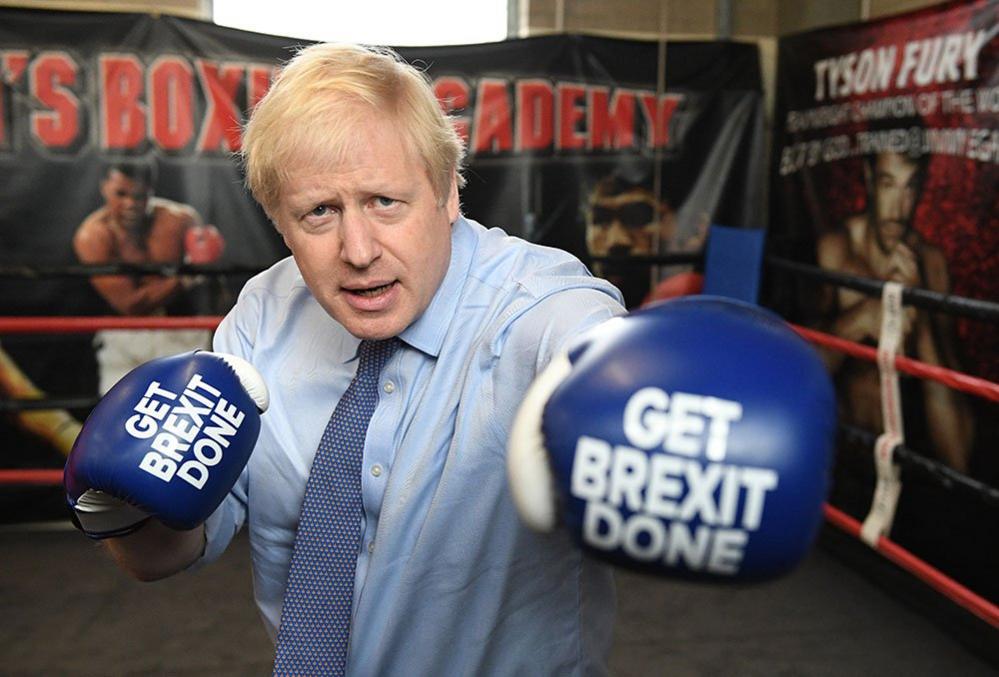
[509,285,625,372]
[487,286,626,448]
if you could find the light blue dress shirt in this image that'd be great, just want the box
[201,216,626,675]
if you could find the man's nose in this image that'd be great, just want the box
[605,220,634,249]
[886,188,908,220]
[339,210,381,268]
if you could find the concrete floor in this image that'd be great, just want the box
[1,524,995,676]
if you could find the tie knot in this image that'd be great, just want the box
[357,338,399,380]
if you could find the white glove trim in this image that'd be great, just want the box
[204,351,270,413]
[73,489,150,536]
[507,350,573,533]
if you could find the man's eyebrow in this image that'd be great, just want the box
[287,190,338,213]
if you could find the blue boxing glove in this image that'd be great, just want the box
[508,297,836,581]
[65,351,269,539]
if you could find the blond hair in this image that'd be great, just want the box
[242,43,465,217]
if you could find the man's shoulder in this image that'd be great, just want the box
[75,207,110,234]
[819,215,868,245]
[150,198,199,226]
[459,219,624,360]
[218,257,313,349]
[469,219,575,265]
[237,257,329,329]
[843,214,873,246]
[917,240,950,292]
[73,209,113,253]
[914,236,945,261]
[817,216,866,267]
[238,256,303,301]
[465,218,616,300]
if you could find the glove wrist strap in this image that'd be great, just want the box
[71,489,151,539]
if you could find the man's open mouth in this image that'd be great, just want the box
[350,282,395,297]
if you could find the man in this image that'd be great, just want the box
[73,162,224,394]
[96,44,625,674]
[816,144,973,473]
[585,173,706,308]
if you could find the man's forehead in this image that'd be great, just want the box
[105,170,151,191]
[278,161,421,211]
[593,188,657,206]
[874,152,919,177]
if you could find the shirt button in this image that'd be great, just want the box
[371,464,383,477]
[383,380,395,394]
[368,540,375,554]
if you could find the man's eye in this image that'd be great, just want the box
[375,196,396,208]
[310,205,330,217]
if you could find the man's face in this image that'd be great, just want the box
[586,187,663,259]
[273,113,459,340]
[869,152,921,253]
[585,185,666,307]
[101,170,151,230]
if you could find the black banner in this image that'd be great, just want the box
[0,8,763,519]
[769,0,998,603]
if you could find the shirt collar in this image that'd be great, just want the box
[397,215,476,358]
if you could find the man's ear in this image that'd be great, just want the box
[445,174,460,223]
[268,214,291,251]
[278,226,293,251]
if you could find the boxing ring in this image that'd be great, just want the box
[0,256,997,669]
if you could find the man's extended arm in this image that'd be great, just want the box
[104,521,206,582]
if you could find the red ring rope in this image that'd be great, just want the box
[792,324,999,404]
[2,311,997,630]
[824,504,999,629]
[5,462,995,630]
[0,469,63,485]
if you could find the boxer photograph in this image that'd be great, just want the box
[73,161,226,394]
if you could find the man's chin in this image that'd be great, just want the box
[335,307,410,341]
[875,222,910,252]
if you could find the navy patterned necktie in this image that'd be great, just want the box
[274,338,399,676]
